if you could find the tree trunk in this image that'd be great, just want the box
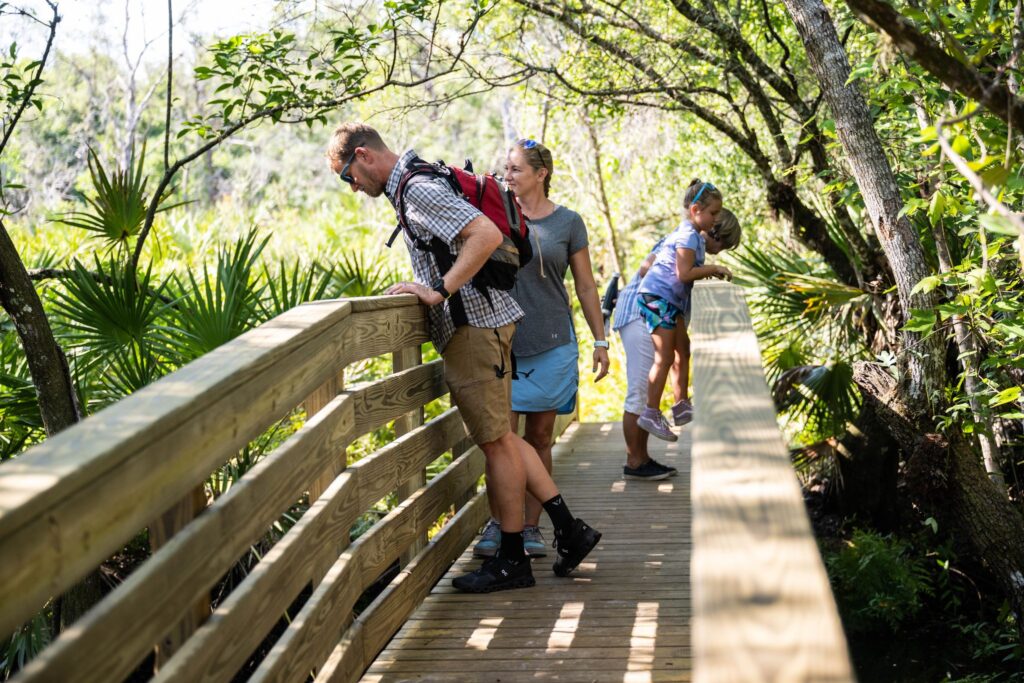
[0,221,81,434]
[583,115,626,277]
[0,221,108,633]
[783,0,945,412]
[785,0,1024,627]
[835,399,900,530]
[855,362,1024,629]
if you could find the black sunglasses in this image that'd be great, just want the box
[338,150,358,184]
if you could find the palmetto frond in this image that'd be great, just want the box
[51,258,173,377]
[778,361,861,442]
[328,250,399,297]
[731,241,870,375]
[260,259,335,321]
[168,228,268,362]
[0,329,43,460]
[730,240,867,442]
[53,144,185,248]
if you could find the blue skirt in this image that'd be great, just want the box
[511,327,579,414]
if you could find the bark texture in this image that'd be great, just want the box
[855,361,1024,627]
[0,221,81,435]
[782,0,944,410]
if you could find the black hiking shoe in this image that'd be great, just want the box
[552,519,602,577]
[623,459,672,480]
[648,458,678,477]
[452,557,535,593]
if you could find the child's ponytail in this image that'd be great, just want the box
[683,179,722,208]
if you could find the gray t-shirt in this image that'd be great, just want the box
[511,205,589,357]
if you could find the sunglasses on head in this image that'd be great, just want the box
[692,182,717,203]
[519,138,538,149]
[337,149,358,184]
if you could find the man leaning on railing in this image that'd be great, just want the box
[325,122,602,593]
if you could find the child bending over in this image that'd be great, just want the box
[635,181,741,440]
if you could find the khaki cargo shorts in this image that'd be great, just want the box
[443,323,515,445]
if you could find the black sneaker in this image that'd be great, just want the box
[552,519,602,577]
[648,458,679,477]
[452,557,535,593]
[623,460,672,480]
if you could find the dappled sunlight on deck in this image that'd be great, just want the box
[362,422,692,682]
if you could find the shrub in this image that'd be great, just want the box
[826,529,932,633]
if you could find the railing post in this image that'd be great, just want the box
[149,485,209,670]
[393,345,425,564]
[304,370,347,583]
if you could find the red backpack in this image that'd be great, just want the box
[387,157,533,297]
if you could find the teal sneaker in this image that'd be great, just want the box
[473,518,501,558]
[523,525,547,558]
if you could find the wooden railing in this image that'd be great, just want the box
[0,295,509,682]
[690,281,855,682]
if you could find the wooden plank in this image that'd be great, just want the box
[150,409,465,683]
[251,452,488,683]
[305,370,347,584]
[306,371,346,503]
[393,346,425,565]
[149,485,209,669]
[362,656,691,674]
[363,673,690,683]
[689,282,853,683]
[14,391,356,683]
[13,360,448,683]
[0,301,429,639]
[352,409,468,513]
[361,422,692,683]
[315,492,490,683]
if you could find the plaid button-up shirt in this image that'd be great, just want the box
[385,149,523,352]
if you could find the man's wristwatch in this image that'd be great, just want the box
[431,278,451,301]
[594,340,610,349]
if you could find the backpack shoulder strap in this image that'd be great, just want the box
[390,157,444,248]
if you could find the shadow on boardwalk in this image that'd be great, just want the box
[363,421,692,682]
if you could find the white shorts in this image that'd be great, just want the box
[618,317,655,416]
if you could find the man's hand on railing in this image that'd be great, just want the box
[386,281,443,307]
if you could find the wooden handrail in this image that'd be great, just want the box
[1,293,551,683]
[690,282,854,682]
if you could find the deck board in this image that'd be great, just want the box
[362,421,692,682]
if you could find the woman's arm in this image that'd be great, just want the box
[569,246,610,381]
[675,247,732,283]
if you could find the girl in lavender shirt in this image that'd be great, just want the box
[635,180,733,440]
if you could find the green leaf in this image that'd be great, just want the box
[903,308,937,334]
[979,214,1021,236]
[989,386,1022,407]
[845,64,874,85]
[912,275,942,294]
[928,191,946,226]
[951,134,971,157]
[980,165,1011,188]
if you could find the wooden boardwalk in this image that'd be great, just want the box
[363,421,692,682]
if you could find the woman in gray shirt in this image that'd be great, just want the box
[473,138,610,559]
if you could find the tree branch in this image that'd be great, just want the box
[0,1,59,158]
[845,0,1024,132]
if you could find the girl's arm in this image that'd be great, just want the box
[675,247,732,283]
[569,246,610,382]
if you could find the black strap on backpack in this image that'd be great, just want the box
[387,157,473,327]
